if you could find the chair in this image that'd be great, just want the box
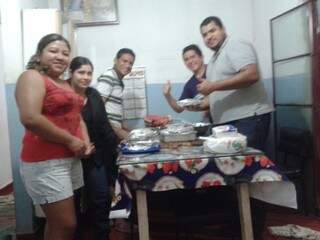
[276,127,312,213]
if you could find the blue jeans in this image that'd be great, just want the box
[227,113,271,152]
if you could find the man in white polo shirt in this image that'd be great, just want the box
[191,16,274,239]
[96,48,135,140]
[193,16,273,151]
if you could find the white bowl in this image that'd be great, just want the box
[203,133,247,154]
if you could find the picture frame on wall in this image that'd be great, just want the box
[61,0,119,27]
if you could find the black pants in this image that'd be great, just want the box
[83,163,111,240]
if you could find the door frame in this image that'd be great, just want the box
[270,0,320,211]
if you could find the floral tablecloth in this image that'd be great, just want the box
[110,147,296,218]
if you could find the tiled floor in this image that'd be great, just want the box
[2,204,320,240]
[0,193,15,239]
[107,211,320,240]
[28,204,319,240]
[1,185,320,240]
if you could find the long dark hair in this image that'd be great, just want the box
[26,33,71,72]
[69,56,94,73]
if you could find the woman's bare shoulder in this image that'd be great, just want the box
[16,70,46,91]
[19,69,42,79]
[17,70,44,84]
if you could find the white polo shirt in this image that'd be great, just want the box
[206,36,274,124]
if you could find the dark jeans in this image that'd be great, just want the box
[228,113,271,238]
[82,163,111,240]
[227,113,271,152]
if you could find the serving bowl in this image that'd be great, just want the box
[193,122,211,136]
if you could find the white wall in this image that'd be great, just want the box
[0,0,50,188]
[3,0,301,85]
[250,0,304,103]
[0,0,306,189]
[0,0,49,84]
[76,0,254,85]
[0,0,51,233]
[0,0,62,190]
[0,26,12,189]
[252,0,304,80]
[0,0,309,233]
[22,9,62,67]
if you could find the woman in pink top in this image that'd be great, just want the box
[15,33,94,240]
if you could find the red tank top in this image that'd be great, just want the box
[21,76,84,162]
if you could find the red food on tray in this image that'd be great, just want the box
[144,115,170,127]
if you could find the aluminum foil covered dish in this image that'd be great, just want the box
[160,123,197,142]
[121,139,160,154]
[122,128,161,154]
[177,98,202,108]
[127,128,159,141]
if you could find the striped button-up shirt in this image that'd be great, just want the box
[96,69,124,127]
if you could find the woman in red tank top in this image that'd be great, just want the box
[15,34,94,240]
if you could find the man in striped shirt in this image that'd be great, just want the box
[96,48,135,140]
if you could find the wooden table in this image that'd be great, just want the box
[135,183,253,240]
[115,147,286,240]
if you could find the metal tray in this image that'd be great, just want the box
[160,131,197,142]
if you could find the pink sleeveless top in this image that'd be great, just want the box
[21,75,84,162]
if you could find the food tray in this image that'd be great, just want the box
[128,128,158,141]
[177,98,202,108]
[121,144,161,154]
[160,123,194,134]
[120,141,161,154]
[160,131,197,143]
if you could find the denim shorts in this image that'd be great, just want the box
[20,157,84,205]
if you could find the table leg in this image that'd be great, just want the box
[237,183,254,240]
[136,190,150,240]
